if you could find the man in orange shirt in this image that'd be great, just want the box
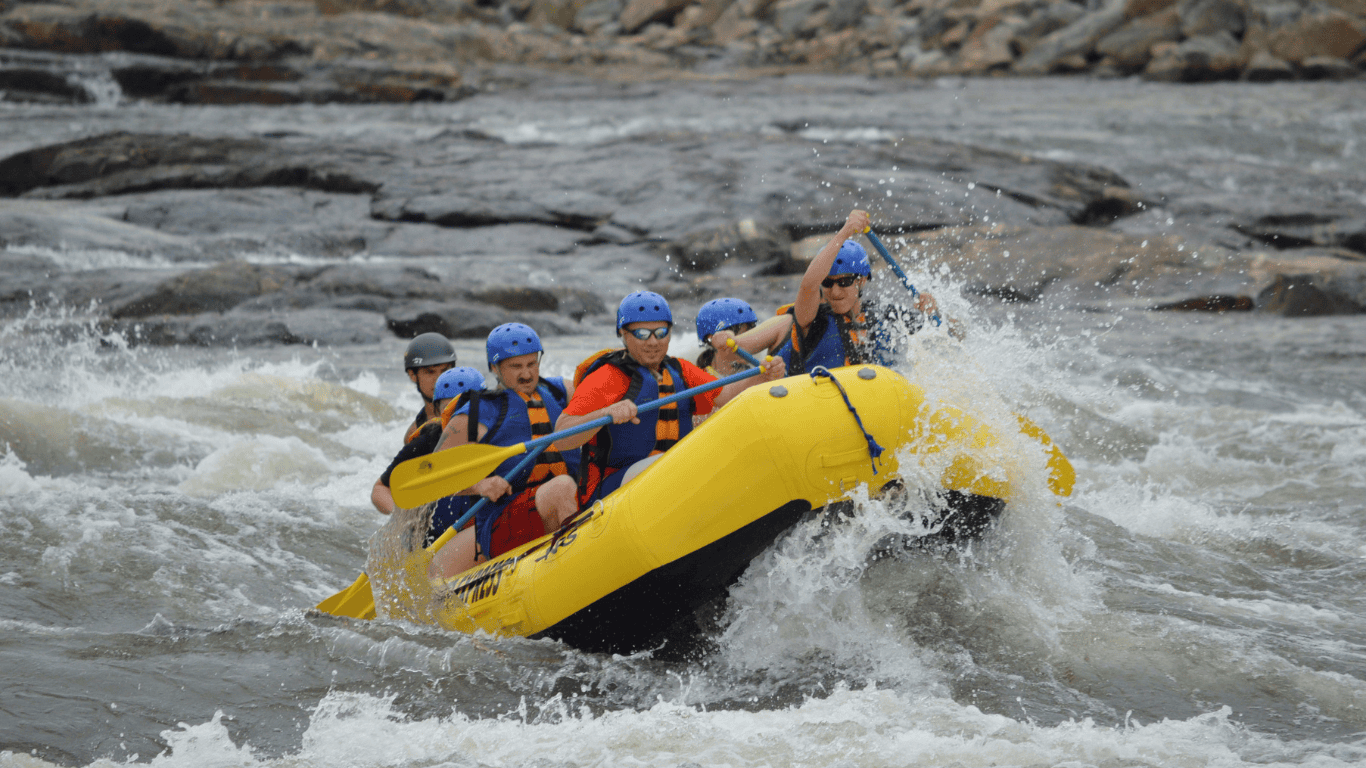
[554,291,785,508]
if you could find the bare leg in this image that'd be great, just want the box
[427,525,482,579]
[535,475,579,532]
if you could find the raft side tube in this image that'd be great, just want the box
[424,365,1021,643]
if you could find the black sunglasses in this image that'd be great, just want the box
[627,326,671,340]
[821,275,861,289]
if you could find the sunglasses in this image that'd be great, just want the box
[821,275,861,289]
[627,326,671,340]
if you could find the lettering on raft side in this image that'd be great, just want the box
[534,507,597,563]
[449,556,520,605]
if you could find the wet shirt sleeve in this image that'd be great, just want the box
[677,360,720,415]
[379,422,442,487]
[561,365,631,417]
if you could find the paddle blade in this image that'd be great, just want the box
[1017,415,1076,497]
[315,573,376,620]
[390,442,526,509]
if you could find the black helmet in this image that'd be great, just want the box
[403,333,457,370]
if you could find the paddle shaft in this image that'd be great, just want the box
[510,362,767,457]
[864,229,941,327]
[725,338,766,369]
[424,443,549,552]
[392,363,769,508]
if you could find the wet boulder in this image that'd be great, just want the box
[305,263,463,301]
[895,223,1244,302]
[1151,295,1253,311]
[384,299,517,339]
[372,188,616,230]
[1143,31,1243,81]
[1176,0,1244,38]
[1267,6,1366,66]
[0,65,92,103]
[1095,7,1181,71]
[1241,49,1295,81]
[273,307,392,345]
[1256,274,1366,316]
[0,199,203,259]
[1231,212,1366,255]
[470,286,561,312]
[0,132,378,199]
[1013,0,1129,75]
[109,261,303,319]
[547,286,608,321]
[666,219,797,274]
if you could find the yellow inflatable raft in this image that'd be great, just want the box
[368,364,1072,654]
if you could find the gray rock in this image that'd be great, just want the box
[0,132,379,199]
[1242,49,1295,81]
[667,218,796,273]
[372,190,614,230]
[0,199,203,260]
[117,187,377,258]
[574,0,624,32]
[774,0,826,37]
[825,0,865,31]
[306,263,462,300]
[1256,274,1365,316]
[1095,8,1182,70]
[1177,0,1245,38]
[1143,31,1242,81]
[384,300,517,339]
[468,286,562,312]
[102,311,301,347]
[279,308,392,345]
[1231,212,1366,254]
[1151,295,1254,311]
[1300,55,1359,80]
[109,261,303,319]
[548,286,609,320]
[1014,0,1128,74]
[0,67,93,103]
[1012,2,1088,55]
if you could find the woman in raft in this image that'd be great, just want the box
[711,209,942,374]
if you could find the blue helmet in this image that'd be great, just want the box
[616,291,672,331]
[486,323,543,368]
[695,298,758,343]
[830,240,872,277]
[433,366,485,401]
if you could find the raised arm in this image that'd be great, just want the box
[797,209,870,328]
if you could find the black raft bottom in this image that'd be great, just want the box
[531,499,813,657]
[532,489,1007,657]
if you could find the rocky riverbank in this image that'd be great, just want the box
[1,0,1364,109]
[3,79,1365,351]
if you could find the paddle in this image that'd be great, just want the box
[724,338,768,368]
[863,228,941,327]
[315,445,548,620]
[390,362,772,509]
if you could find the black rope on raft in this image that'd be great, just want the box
[809,366,884,474]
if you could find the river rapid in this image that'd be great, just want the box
[2,75,1366,767]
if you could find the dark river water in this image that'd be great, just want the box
[2,75,1366,767]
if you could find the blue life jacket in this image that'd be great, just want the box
[779,303,890,374]
[455,377,578,554]
[579,350,694,473]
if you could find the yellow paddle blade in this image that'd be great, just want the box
[315,573,376,620]
[389,442,527,509]
[1017,415,1076,497]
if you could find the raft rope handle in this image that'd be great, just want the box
[809,366,884,474]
